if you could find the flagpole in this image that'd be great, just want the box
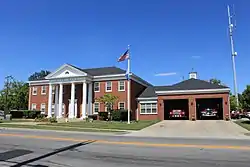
[127,45,131,124]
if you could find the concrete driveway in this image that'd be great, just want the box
[126,120,250,139]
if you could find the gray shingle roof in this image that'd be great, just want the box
[155,79,229,91]
[82,66,126,76]
[138,86,157,98]
[70,64,152,86]
[139,79,229,98]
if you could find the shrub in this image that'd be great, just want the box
[10,111,23,118]
[88,114,97,120]
[34,114,48,122]
[48,117,57,123]
[10,110,41,119]
[23,110,41,119]
[111,110,122,121]
[111,109,131,121]
[98,112,109,121]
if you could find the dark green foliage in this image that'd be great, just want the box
[34,114,48,122]
[48,117,57,123]
[88,115,97,120]
[98,112,109,121]
[241,85,250,110]
[28,70,51,81]
[111,109,131,121]
[10,110,41,118]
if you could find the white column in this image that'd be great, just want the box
[58,83,63,118]
[54,85,59,117]
[48,84,53,118]
[74,99,78,118]
[81,82,87,119]
[88,82,93,116]
[69,82,75,118]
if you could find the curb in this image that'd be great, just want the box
[0,127,132,135]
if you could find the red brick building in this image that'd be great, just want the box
[28,64,230,121]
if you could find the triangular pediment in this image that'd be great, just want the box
[45,64,88,79]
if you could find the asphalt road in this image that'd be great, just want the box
[0,128,250,167]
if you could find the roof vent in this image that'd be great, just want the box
[189,71,197,79]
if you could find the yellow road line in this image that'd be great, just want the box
[0,133,249,150]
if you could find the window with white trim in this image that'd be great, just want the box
[105,104,113,112]
[140,103,157,114]
[118,81,125,91]
[32,87,37,95]
[52,104,55,115]
[94,82,100,92]
[93,102,100,114]
[31,103,37,110]
[41,86,46,95]
[118,102,125,110]
[105,81,112,92]
[40,103,46,114]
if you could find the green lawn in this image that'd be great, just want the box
[40,120,160,130]
[235,120,250,131]
[0,124,122,133]
[0,120,160,132]
[0,119,34,123]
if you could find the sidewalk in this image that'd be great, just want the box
[125,120,250,139]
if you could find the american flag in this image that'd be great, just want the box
[118,49,129,62]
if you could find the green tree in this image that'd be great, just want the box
[0,77,29,111]
[209,78,222,85]
[0,91,5,110]
[230,95,238,111]
[9,81,29,110]
[28,70,51,81]
[96,94,118,120]
[241,85,250,110]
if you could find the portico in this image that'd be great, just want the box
[45,64,93,119]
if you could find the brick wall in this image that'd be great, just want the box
[29,79,147,119]
[93,80,128,111]
[137,102,161,120]
[29,85,49,112]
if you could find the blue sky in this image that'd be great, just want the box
[0,0,249,92]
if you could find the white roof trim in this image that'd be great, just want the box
[93,74,125,78]
[27,80,48,83]
[156,88,230,95]
[45,64,88,79]
[137,97,158,101]
[28,80,49,86]
[139,100,157,103]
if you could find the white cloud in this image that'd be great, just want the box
[155,72,177,76]
[191,56,201,59]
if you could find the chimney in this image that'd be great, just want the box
[189,71,197,79]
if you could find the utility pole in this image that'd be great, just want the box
[227,5,239,108]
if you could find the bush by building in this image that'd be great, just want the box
[10,110,41,119]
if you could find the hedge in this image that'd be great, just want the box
[111,109,131,121]
[98,110,131,121]
[10,110,41,119]
[98,112,109,121]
